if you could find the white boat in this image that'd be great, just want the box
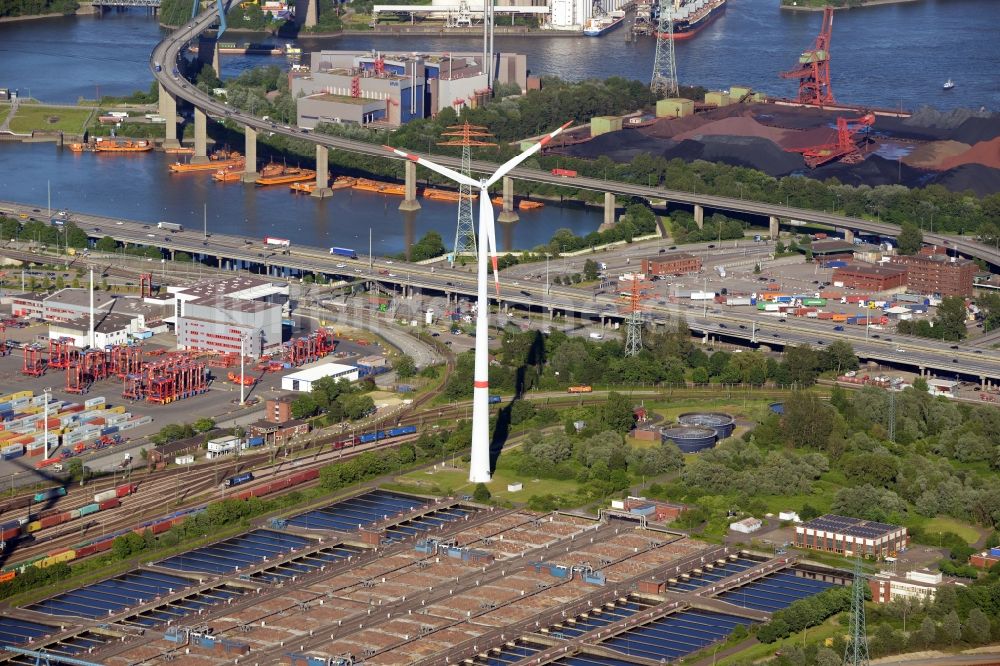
[583,14,626,36]
[943,79,955,90]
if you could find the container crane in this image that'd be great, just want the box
[788,113,875,168]
[780,6,835,106]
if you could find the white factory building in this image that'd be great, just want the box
[168,276,289,358]
[282,362,360,392]
[371,0,630,30]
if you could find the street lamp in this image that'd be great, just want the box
[239,333,248,406]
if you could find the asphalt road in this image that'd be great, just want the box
[2,199,998,381]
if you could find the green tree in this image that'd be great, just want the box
[95,235,117,252]
[291,394,318,419]
[600,391,636,434]
[912,376,929,392]
[472,482,491,502]
[963,608,991,645]
[939,610,961,645]
[583,259,600,281]
[917,616,937,647]
[978,292,1000,332]
[192,418,216,433]
[392,354,417,379]
[821,340,859,374]
[897,223,923,255]
[781,391,835,449]
[933,296,968,341]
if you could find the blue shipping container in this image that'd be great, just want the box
[990,547,1000,557]
[247,436,265,447]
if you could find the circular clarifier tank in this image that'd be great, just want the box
[660,425,718,453]
[677,412,736,440]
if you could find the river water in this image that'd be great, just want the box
[0,0,996,252]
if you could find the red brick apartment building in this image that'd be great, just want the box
[832,263,908,291]
[890,252,976,297]
[641,253,702,276]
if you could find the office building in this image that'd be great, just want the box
[794,514,907,560]
[890,252,976,297]
[869,569,960,604]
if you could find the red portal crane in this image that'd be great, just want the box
[789,113,876,168]
[780,6,835,106]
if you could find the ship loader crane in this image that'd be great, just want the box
[789,113,875,168]
[780,5,835,106]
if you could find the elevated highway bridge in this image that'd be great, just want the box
[2,199,999,384]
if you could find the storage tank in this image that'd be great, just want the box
[660,425,717,453]
[677,412,736,440]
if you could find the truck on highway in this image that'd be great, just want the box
[158,221,183,232]
[551,168,577,177]
[329,247,358,259]
[264,236,291,248]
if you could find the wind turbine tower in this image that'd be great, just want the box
[385,121,570,482]
[437,123,496,266]
[650,0,679,97]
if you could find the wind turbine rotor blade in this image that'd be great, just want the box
[479,191,500,296]
[382,145,478,188]
[485,121,573,187]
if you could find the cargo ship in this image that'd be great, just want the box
[169,148,244,173]
[583,11,626,36]
[188,42,284,56]
[255,164,316,186]
[164,146,195,155]
[212,168,243,182]
[490,196,545,211]
[654,0,727,40]
[351,178,406,196]
[423,187,468,202]
[289,179,331,193]
[67,138,153,153]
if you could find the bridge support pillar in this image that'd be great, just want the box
[300,0,318,27]
[399,161,421,211]
[311,145,334,198]
[211,42,221,78]
[191,108,209,164]
[241,126,259,182]
[158,84,179,148]
[694,204,704,229]
[769,215,779,241]
[843,229,855,244]
[497,176,519,223]
[600,192,616,231]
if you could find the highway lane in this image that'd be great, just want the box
[150,9,1000,273]
[3,199,999,381]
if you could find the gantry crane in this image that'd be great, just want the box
[780,6,835,106]
[789,113,875,168]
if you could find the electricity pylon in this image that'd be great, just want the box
[620,276,651,357]
[438,123,496,266]
[844,557,871,666]
[650,0,678,97]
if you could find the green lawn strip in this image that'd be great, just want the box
[9,105,93,133]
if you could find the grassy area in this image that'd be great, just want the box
[394,454,581,502]
[915,516,983,545]
[8,105,93,133]
[719,615,846,665]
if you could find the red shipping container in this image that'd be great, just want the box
[39,514,65,529]
[150,521,171,535]
[59,512,73,523]
[115,483,137,498]
[302,469,319,482]
[236,490,252,501]
[76,544,98,558]
[99,498,120,510]
[93,538,114,552]
[1,526,19,541]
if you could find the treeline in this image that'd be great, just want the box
[443,323,859,399]
[0,0,78,17]
[288,375,375,423]
[670,210,745,244]
[0,215,88,248]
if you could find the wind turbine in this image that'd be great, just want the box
[385,121,571,482]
